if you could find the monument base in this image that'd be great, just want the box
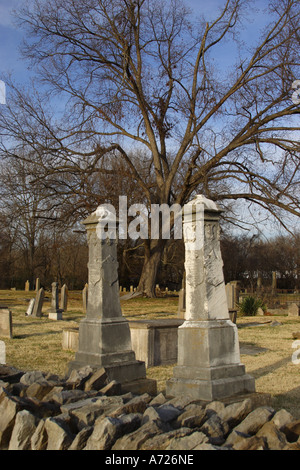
[68,359,157,396]
[166,369,255,401]
[166,319,255,401]
[67,317,157,395]
[48,310,63,320]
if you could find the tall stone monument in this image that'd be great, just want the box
[68,207,156,395]
[166,195,255,401]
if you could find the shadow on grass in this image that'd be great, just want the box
[273,385,300,418]
[251,356,292,379]
[13,330,60,339]
[239,341,268,356]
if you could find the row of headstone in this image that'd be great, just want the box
[26,283,68,319]
[24,278,41,292]
[119,286,137,293]
[119,285,173,294]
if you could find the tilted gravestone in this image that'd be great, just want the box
[0,309,13,338]
[68,207,156,395]
[166,195,255,401]
[26,298,35,316]
[32,288,44,317]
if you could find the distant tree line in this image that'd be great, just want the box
[0,200,299,292]
[221,233,300,291]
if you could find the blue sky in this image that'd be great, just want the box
[0,0,25,76]
[0,0,270,85]
[0,0,298,236]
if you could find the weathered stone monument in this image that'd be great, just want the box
[48,282,63,320]
[0,341,5,364]
[32,288,44,317]
[0,309,13,338]
[68,207,156,395]
[166,195,255,401]
[60,284,68,311]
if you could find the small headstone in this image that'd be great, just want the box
[0,341,5,364]
[32,288,45,317]
[288,303,300,317]
[26,298,35,316]
[35,278,40,292]
[0,309,13,338]
[25,280,30,292]
[60,284,68,311]
[225,284,235,309]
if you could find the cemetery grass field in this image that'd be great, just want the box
[1,289,300,418]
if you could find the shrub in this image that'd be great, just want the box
[239,296,267,317]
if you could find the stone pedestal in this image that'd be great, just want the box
[166,195,255,401]
[68,208,156,395]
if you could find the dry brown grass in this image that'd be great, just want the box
[1,289,300,418]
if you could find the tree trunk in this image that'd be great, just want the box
[137,238,167,297]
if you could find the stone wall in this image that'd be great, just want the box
[1,364,300,451]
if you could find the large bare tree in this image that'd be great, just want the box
[0,0,299,295]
